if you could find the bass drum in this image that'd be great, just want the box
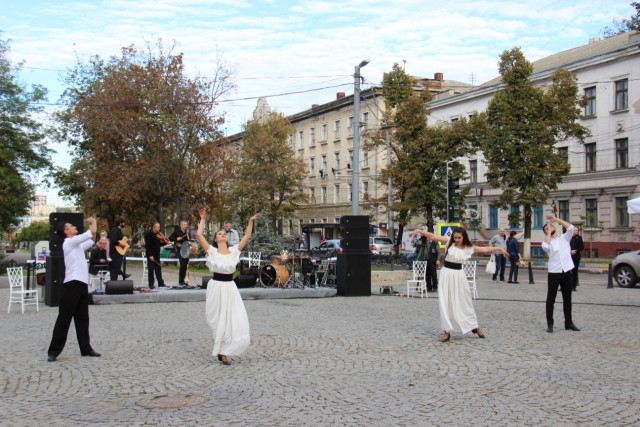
[259,264,290,287]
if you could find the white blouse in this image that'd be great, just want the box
[205,246,240,274]
[445,245,474,264]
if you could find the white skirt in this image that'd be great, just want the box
[205,279,251,356]
[438,266,479,334]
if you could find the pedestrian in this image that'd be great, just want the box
[409,227,508,343]
[47,215,101,362]
[570,226,584,291]
[406,236,419,270]
[542,215,580,333]
[196,208,262,365]
[223,221,240,246]
[507,231,522,283]
[489,228,507,282]
[425,235,441,292]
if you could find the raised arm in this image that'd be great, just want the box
[238,213,262,251]
[196,209,210,253]
[473,245,508,256]
[408,229,448,244]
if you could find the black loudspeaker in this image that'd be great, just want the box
[45,255,65,307]
[234,274,257,288]
[49,213,84,254]
[336,253,371,297]
[105,280,134,295]
[201,276,213,289]
[340,215,370,253]
[241,267,259,276]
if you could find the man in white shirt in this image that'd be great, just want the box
[223,221,240,246]
[47,215,101,362]
[541,215,580,333]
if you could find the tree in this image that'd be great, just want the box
[53,39,235,231]
[16,221,50,245]
[600,2,640,38]
[231,113,307,232]
[475,48,588,259]
[580,213,605,259]
[0,33,51,233]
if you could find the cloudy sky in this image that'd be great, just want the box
[1,0,635,205]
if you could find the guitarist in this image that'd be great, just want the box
[109,217,131,281]
[169,220,192,286]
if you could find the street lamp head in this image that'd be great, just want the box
[359,59,371,68]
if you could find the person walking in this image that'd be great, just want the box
[489,228,507,282]
[196,209,262,365]
[570,226,584,291]
[425,236,440,292]
[542,215,580,333]
[507,231,522,283]
[409,227,508,343]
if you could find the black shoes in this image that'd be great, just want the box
[47,355,57,362]
[572,287,577,292]
[547,325,553,333]
[123,274,132,279]
[441,332,450,343]
[82,350,101,357]
[507,280,513,283]
[513,281,520,284]
[471,328,486,338]
[565,323,580,331]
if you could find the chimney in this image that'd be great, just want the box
[337,92,345,100]
[434,72,444,82]
[312,104,319,108]
[588,37,601,44]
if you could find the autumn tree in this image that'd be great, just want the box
[0,34,51,233]
[475,47,588,259]
[600,2,640,37]
[54,39,235,231]
[231,113,307,232]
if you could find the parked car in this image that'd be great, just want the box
[312,239,343,258]
[612,250,640,288]
[370,237,394,254]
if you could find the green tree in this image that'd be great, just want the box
[0,33,51,233]
[475,47,588,259]
[600,2,640,38]
[16,221,50,245]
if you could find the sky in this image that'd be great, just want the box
[1,0,636,206]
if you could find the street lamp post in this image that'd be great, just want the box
[352,59,370,215]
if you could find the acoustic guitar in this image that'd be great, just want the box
[115,237,130,256]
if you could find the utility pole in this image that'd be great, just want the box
[352,59,370,215]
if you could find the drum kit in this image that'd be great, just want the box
[257,247,321,289]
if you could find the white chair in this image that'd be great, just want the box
[90,269,109,292]
[249,252,262,268]
[141,252,148,286]
[7,267,39,313]
[463,260,478,299]
[406,261,428,298]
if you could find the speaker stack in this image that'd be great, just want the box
[45,213,85,307]
[337,215,371,297]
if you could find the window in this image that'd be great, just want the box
[363,112,369,129]
[334,217,340,224]
[348,116,355,136]
[309,187,315,202]
[558,200,569,222]
[533,203,543,229]
[585,249,598,258]
[558,147,568,164]
[310,127,316,145]
[348,183,352,201]
[298,130,304,148]
[322,218,328,223]
[288,219,293,233]
[288,133,294,148]
[363,149,369,167]
[334,120,341,139]
[309,218,315,224]
[616,197,629,227]
[321,186,327,203]
[334,185,340,203]
[510,204,520,229]
[334,152,340,170]
[584,87,596,116]
[585,143,596,172]
[362,181,369,199]
[321,124,328,142]
[585,198,598,226]
[321,154,327,171]
[489,204,498,229]
[299,219,303,233]
[451,117,459,123]
[469,160,477,183]
[616,138,628,169]
[348,150,353,168]
[309,157,315,175]
[615,79,628,110]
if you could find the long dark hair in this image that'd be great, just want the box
[212,229,234,249]
[446,227,473,251]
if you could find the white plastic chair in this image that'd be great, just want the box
[463,260,478,299]
[141,252,148,286]
[249,252,262,268]
[7,267,39,313]
[406,261,428,298]
[90,270,109,291]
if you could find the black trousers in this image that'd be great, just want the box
[492,254,506,281]
[508,255,519,282]
[426,263,438,290]
[110,253,124,281]
[546,271,573,326]
[48,281,93,356]
[177,251,189,284]
[571,256,580,288]
[147,258,164,287]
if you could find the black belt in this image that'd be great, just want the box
[444,261,462,270]
[548,271,572,276]
[213,273,234,282]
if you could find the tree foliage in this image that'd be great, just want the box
[0,33,51,233]
[53,39,235,231]
[600,2,640,38]
[17,221,50,243]
[474,47,588,257]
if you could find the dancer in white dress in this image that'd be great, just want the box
[196,209,262,365]
[410,227,508,342]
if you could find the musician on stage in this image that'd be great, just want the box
[89,239,109,276]
[223,221,240,246]
[109,217,130,281]
[145,222,166,289]
[169,220,192,286]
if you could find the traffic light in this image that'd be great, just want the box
[447,176,460,202]
[447,205,457,222]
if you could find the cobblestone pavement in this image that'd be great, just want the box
[2,275,640,426]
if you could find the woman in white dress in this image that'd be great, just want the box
[196,209,262,365]
[409,227,508,343]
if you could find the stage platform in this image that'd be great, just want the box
[92,286,337,305]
